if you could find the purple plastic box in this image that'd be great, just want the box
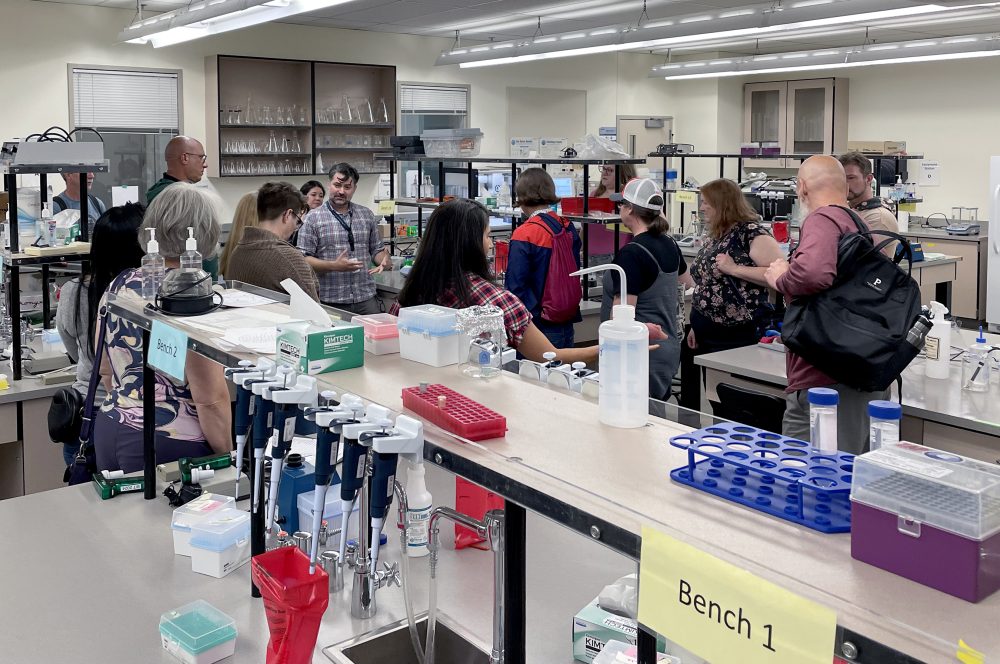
[851,500,1000,603]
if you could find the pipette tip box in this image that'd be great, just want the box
[402,383,506,441]
[850,442,1000,603]
[159,600,237,664]
[669,423,854,534]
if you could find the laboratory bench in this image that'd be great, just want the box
[695,331,1000,463]
[43,284,993,664]
[901,224,989,320]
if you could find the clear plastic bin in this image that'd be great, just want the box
[351,313,400,355]
[189,508,251,578]
[397,304,463,367]
[159,599,237,664]
[420,128,483,158]
[171,493,236,557]
[593,640,679,664]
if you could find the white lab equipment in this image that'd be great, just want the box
[867,400,901,451]
[925,301,951,379]
[962,327,993,392]
[570,264,649,428]
[808,387,839,452]
[141,228,165,300]
[404,458,432,557]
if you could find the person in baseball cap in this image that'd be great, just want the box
[601,178,694,401]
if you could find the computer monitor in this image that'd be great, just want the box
[552,177,575,198]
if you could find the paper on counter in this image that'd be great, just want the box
[281,278,330,326]
[221,327,277,354]
[220,290,279,308]
[179,308,290,335]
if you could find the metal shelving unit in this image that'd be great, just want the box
[3,159,107,380]
[376,153,644,267]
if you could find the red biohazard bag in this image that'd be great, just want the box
[251,547,329,664]
[455,476,504,549]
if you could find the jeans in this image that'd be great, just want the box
[536,322,575,349]
[63,442,80,467]
[782,383,891,455]
[323,297,382,316]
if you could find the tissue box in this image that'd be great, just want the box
[847,140,906,155]
[572,596,666,663]
[276,320,364,375]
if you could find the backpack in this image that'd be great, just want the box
[781,206,924,392]
[531,213,582,324]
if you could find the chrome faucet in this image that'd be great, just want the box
[428,506,506,664]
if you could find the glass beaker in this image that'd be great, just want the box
[456,305,506,380]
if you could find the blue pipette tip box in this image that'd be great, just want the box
[669,423,854,534]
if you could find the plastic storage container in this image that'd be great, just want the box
[868,400,901,451]
[296,483,359,539]
[851,442,1000,602]
[402,383,507,441]
[159,600,237,664]
[351,313,400,355]
[807,387,839,452]
[420,128,483,158]
[189,507,251,578]
[593,640,679,664]
[171,493,236,557]
[397,304,462,367]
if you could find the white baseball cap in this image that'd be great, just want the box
[609,178,664,211]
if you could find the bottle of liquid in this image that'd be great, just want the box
[404,458,432,558]
[962,326,993,392]
[180,227,202,270]
[141,228,165,300]
[38,204,55,246]
[665,169,678,192]
[868,400,901,451]
[570,264,648,428]
[891,175,905,202]
[807,387,839,452]
[924,301,951,379]
[497,182,512,209]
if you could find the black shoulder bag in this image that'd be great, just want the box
[65,306,110,485]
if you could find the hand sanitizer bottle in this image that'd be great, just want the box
[141,228,165,300]
[180,227,202,270]
[571,264,649,428]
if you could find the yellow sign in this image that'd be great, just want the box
[638,526,837,664]
[674,190,698,204]
[377,200,397,215]
[956,639,985,664]
[898,202,918,213]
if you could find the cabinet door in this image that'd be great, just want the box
[743,82,786,168]
[787,79,834,156]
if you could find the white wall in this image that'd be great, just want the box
[1,0,675,218]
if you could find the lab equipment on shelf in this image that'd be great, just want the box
[962,327,994,392]
[401,383,507,441]
[850,442,1000,602]
[159,600,237,664]
[420,128,484,158]
[670,423,855,534]
[868,400,902,451]
[807,387,839,452]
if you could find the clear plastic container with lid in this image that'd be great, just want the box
[868,400,901,451]
[171,493,236,557]
[808,387,839,452]
[351,313,399,355]
[420,128,484,157]
[851,442,1000,541]
[159,599,237,664]
[396,304,464,367]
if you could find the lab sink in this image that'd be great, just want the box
[324,613,490,664]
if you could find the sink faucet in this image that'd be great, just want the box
[428,506,506,664]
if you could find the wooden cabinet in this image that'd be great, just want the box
[206,56,396,179]
[904,235,986,319]
[743,78,848,168]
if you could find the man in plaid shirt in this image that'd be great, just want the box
[298,162,390,314]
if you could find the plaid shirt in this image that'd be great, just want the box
[297,201,385,304]
[391,274,533,349]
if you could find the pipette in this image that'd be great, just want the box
[225,359,276,498]
[264,368,317,535]
[339,405,392,564]
[249,372,286,514]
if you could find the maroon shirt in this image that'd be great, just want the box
[776,205,857,391]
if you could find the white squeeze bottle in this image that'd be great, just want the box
[180,227,202,270]
[141,228,165,300]
[404,458,432,557]
[925,301,951,379]
[571,264,649,428]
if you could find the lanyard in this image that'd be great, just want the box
[327,200,355,252]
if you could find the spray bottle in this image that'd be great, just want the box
[404,456,432,558]
[180,227,202,270]
[925,301,951,379]
[141,228,165,300]
[570,264,649,428]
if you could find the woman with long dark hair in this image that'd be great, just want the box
[55,203,145,466]
[393,199,600,363]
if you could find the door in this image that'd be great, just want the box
[616,116,673,177]
[743,82,787,169]
[787,79,834,156]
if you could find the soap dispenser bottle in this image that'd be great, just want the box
[180,227,202,270]
[571,264,649,428]
[141,228,165,300]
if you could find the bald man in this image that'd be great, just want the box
[146,136,208,204]
[764,155,890,454]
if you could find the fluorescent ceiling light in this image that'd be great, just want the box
[439,0,970,68]
[656,32,1000,79]
[120,0,356,47]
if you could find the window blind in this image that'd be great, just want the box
[72,68,179,129]
[399,84,468,114]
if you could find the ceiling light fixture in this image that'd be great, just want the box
[655,32,1000,79]
[438,0,967,68]
[119,0,356,47]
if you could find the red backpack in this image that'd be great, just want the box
[531,213,582,324]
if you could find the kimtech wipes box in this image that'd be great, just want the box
[572,596,667,663]
[276,320,364,375]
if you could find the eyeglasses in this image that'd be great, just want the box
[183,153,208,163]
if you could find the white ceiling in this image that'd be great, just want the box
[30,0,1000,58]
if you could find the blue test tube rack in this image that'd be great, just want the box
[669,423,855,534]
